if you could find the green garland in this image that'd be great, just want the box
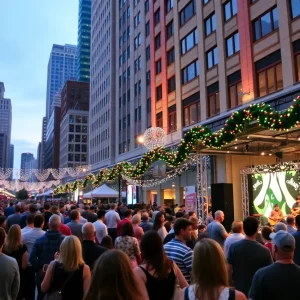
[54,96,300,194]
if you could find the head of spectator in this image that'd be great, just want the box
[4,224,22,254]
[243,216,259,238]
[100,235,114,250]
[158,206,165,213]
[82,222,95,241]
[271,230,295,261]
[34,215,44,229]
[166,215,174,223]
[44,203,51,211]
[83,205,90,212]
[198,224,206,233]
[214,210,225,223]
[70,205,77,211]
[121,222,134,237]
[179,205,185,212]
[14,205,21,214]
[49,214,61,231]
[90,206,96,213]
[132,213,141,226]
[261,226,273,242]
[141,212,150,222]
[189,211,196,218]
[189,217,200,230]
[0,216,6,230]
[85,250,143,300]
[70,210,80,222]
[231,221,243,234]
[110,203,117,211]
[59,203,66,214]
[123,209,133,220]
[23,205,29,213]
[29,204,37,214]
[9,202,14,207]
[175,211,185,219]
[153,212,165,231]
[0,227,5,252]
[286,215,295,227]
[273,222,287,233]
[26,214,35,228]
[192,238,229,299]
[174,218,192,243]
[140,231,173,279]
[58,236,84,272]
[97,209,106,221]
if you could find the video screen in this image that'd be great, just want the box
[249,171,299,217]
[127,185,137,205]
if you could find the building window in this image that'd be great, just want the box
[181,28,198,55]
[166,21,174,39]
[146,71,151,86]
[154,8,160,25]
[228,70,242,109]
[135,80,142,96]
[145,21,150,37]
[224,0,237,22]
[182,60,200,84]
[156,60,162,74]
[156,112,163,127]
[206,47,218,69]
[253,7,278,42]
[180,0,196,26]
[166,0,174,13]
[207,82,220,117]
[294,40,300,82]
[134,12,141,27]
[146,46,151,61]
[134,33,142,49]
[145,0,150,13]
[226,32,240,57]
[205,13,216,36]
[168,105,176,133]
[183,92,201,127]
[203,0,210,4]
[291,0,300,19]
[155,33,161,50]
[255,50,283,97]
[168,76,176,93]
[134,56,141,72]
[156,85,162,101]
[167,48,175,65]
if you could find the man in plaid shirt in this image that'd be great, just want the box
[29,214,65,300]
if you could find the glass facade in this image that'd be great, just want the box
[77,0,91,82]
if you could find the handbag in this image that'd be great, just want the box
[171,263,182,300]
[44,262,75,300]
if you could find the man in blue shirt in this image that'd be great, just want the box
[4,202,15,217]
[207,210,229,247]
[292,215,300,265]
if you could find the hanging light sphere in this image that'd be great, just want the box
[143,127,166,150]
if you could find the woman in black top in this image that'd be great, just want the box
[134,231,188,300]
[41,235,91,300]
[4,224,28,299]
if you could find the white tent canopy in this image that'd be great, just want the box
[83,184,119,198]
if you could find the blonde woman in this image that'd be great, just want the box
[179,239,246,300]
[41,236,91,300]
[132,213,144,243]
[3,224,28,299]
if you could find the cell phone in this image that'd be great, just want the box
[42,264,49,272]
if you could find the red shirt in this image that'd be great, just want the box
[59,223,72,236]
[117,218,131,236]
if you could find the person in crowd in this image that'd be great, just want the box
[273,221,287,232]
[3,224,28,299]
[292,215,300,265]
[164,218,193,283]
[134,231,188,300]
[151,206,165,223]
[42,203,53,231]
[6,205,22,231]
[64,206,87,224]
[269,204,284,224]
[51,211,72,236]
[224,221,245,257]
[105,203,120,242]
[0,227,20,300]
[115,222,141,268]
[188,211,196,218]
[249,231,300,300]
[19,205,29,229]
[93,209,108,243]
[41,235,91,300]
[66,210,83,241]
[51,206,64,223]
[188,217,200,249]
[227,216,273,296]
[139,212,153,233]
[29,214,65,300]
[286,215,296,234]
[4,202,15,217]
[20,204,37,229]
[21,213,35,234]
[292,195,300,215]
[117,209,132,236]
[198,224,209,240]
[181,238,246,300]
[100,235,114,250]
[153,212,168,241]
[261,225,273,254]
[0,215,7,231]
[81,205,97,223]
[59,203,66,223]
[174,204,180,214]
[81,222,107,269]
[132,213,144,243]
[207,210,229,247]
[85,250,144,300]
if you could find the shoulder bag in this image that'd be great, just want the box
[171,263,182,300]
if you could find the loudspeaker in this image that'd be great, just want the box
[211,183,234,232]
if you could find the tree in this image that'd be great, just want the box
[16,189,29,200]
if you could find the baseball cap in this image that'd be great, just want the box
[269,230,295,252]
[273,222,287,233]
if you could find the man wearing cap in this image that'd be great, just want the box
[249,230,300,300]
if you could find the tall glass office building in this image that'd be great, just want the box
[77,0,91,82]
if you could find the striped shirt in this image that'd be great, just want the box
[164,238,193,283]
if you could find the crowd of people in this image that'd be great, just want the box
[0,199,300,299]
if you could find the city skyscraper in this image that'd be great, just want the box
[9,144,14,169]
[20,153,34,171]
[0,82,12,169]
[77,0,91,82]
[45,44,77,120]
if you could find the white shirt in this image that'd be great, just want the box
[21,226,33,234]
[105,210,120,228]
[187,285,231,300]
[224,233,245,257]
[22,228,45,262]
[94,220,108,243]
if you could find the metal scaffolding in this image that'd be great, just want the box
[196,153,208,222]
